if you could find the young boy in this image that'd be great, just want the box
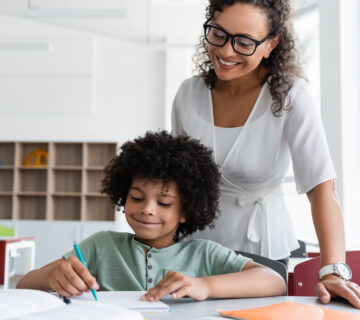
[17,131,286,301]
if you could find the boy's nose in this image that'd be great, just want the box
[141,202,155,215]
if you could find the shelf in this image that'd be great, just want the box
[53,170,81,193]
[0,191,13,196]
[86,143,117,167]
[0,196,12,219]
[52,192,82,196]
[19,170,47,192]
[54,143,82,166]
[0,141,116,221]
[85,166,106,171]
[85,193,107,197]
[18,166,47,170]
[17,195,46,219]
[0,165,15,170]
[85,196,114,221]
[0,143,15,166]
[53,196,81,220]
[86,170,104,193]
[52,166,82,170]
[19,143,48,166]
[0,169,13,192]
[17,192,47,196]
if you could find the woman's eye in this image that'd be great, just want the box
[236,38,253,47]
[131,196,142,202]
[213,30,226,39]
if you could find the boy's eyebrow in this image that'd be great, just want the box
[159,193,176,198]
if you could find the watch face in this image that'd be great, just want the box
[337,263,352,280]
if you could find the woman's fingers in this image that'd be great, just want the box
[317,278,360,309]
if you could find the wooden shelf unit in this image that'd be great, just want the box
[0,142,117,221]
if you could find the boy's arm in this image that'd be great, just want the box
[16,259,63,291]
[16,257,99,297]
[142,261,286,302]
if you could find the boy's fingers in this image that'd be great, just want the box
[56,276,83,296]
[148,279,185,301]
[170,285,191,299]
[71,258,99,291]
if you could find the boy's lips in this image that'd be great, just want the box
[133,217,161,226]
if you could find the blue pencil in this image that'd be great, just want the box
[74,242,98,301]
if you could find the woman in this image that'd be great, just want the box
[172,0,360,308]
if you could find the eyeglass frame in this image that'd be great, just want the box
[203,19,272,56]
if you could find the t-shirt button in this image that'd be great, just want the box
[148,278,153,283]
[147,265,152,270]
[148,253,152,258]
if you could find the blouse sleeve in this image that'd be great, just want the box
[284,80,336,194]
[171,81,186,136]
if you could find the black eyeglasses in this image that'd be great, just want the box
[203,20,270,56]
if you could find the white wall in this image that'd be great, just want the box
[0,15,166,144]
[319,0,360,249]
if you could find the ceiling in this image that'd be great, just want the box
[0,0,317,44]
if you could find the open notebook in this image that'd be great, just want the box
[0,289,169,319]
[70,291,170,313]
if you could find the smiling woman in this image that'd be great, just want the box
[171,0,360,309]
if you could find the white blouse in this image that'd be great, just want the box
[214,126,242,165]
[171,76,336,260]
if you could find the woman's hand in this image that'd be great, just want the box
[46,256,99,297]
[315,275,360,309]
[141,271,210,302]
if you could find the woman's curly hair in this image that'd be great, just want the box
[101,131,220,240]
[194,0,303,115]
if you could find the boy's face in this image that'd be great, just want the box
[124,178,185,248]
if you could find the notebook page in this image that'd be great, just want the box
[12,300,143,320]
[0,289,64,319]
[71,291,170,312]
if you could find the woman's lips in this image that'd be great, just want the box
[217,56,241,70]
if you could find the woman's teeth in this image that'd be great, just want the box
[219,57,239,66]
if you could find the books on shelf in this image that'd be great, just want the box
[0,289,170,319]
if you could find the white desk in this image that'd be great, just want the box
[0,237,35,289]
[144,296,360,320]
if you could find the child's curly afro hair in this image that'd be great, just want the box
[101,131,221,240]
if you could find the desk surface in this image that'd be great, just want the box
[144,296,360,320]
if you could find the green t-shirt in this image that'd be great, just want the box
[63,231,251,291]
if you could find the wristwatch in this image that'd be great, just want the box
[318,262,352,281]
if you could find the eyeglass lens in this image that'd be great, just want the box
[205,26,257,55]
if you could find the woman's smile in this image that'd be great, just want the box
[217,56,242,70]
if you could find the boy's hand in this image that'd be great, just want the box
[141,271,210,302]
[47,256,99,297]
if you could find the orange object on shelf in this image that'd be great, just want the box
[23,149,48,167]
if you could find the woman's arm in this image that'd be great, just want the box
[141,261,286,302]
[307,180,360,308]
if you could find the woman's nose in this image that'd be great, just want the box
[219,39,237,57]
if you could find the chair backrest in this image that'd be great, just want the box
[290,240,307,258]
[0,226,15,237]
[293,250,360,296]
[235,250,288,294]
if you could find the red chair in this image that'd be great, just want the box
[293,251,360,296]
